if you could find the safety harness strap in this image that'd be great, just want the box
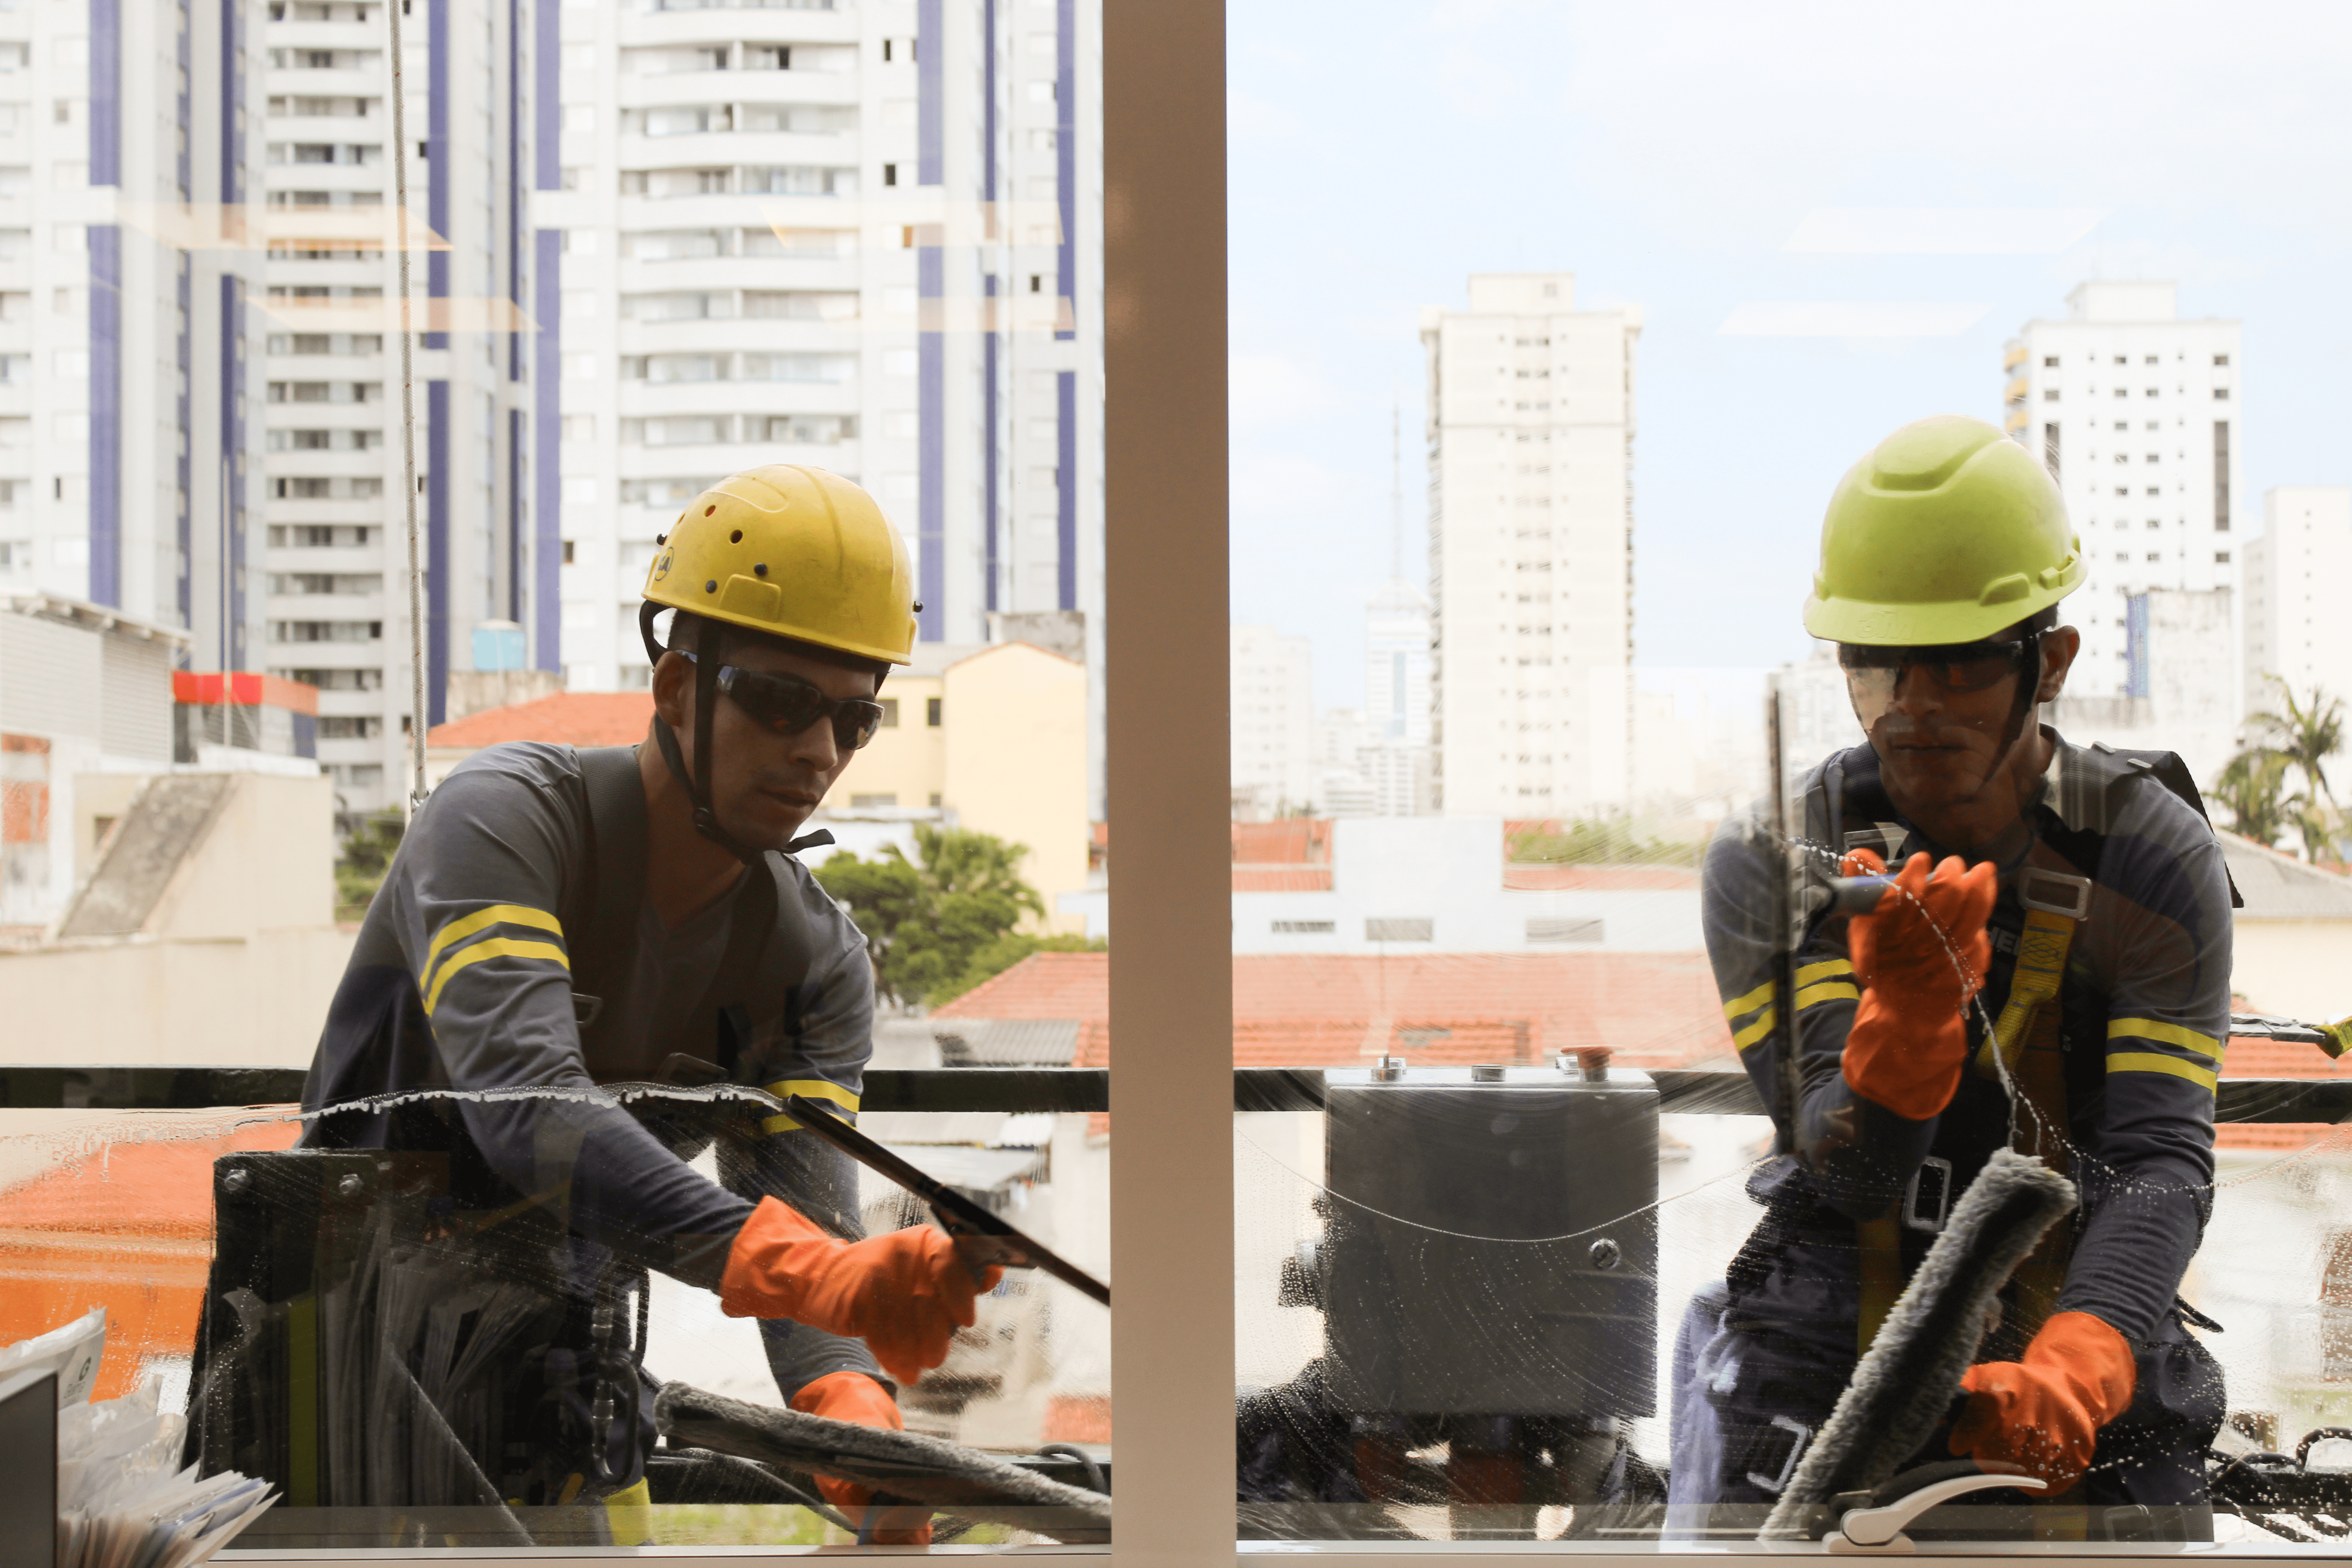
[566,744,816,1077]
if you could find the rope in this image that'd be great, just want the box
[388,0,427,809]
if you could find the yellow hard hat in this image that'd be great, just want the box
[1804,415,2084,647]
[642,464,917,665]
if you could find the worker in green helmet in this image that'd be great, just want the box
[1674,416,2235,1534]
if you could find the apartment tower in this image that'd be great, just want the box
[0,0,267,667]
[1421,272,1638,818]
[2002,281,2241,704]
[544,0,1104,795]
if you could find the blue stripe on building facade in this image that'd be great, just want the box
[174,259,190,639]
[90,0,119,181]
[534,0,560,670]
[533,230,559,669]
[427,379,450,722]
[917,242,944,642]
[1054,0,1073,342]
[507,407,521,620]
[86,0,121,606]
[426,0,450,350]
[506,0,521,380]
[88,227,121,608]
[981,0,998,613]
[1056,369,1075,610]
[916,0,942,185]
[173,8,190,641]
[222,277,246,666]
[915,0,943,639]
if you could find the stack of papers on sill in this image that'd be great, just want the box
[3,1310,278,1568]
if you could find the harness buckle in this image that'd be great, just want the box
[1902,1155,1953,1234]
[2018,867,2092,921]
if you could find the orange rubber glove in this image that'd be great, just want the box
[719,1196,1000,1386]
[1950,1310,2136,1490]
[792,1369,933,1545]
[1840,848,1997,1119]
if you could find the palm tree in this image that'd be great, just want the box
[2248,676,2346,817]
[2212,747,2293,850]
[2247,677,2346,861]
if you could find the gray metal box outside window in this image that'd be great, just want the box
[1318,1064,1658,1418]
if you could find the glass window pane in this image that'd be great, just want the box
[0,0,1111,1549]
[1229,3,2352,1550]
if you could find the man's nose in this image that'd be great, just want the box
[1888,665,1944,717]
[786,711,843,772]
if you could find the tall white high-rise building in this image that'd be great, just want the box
[0,0,267,672]
[1364,575,1430,750]
[543,0,1104,803]
[1421,272,1637,818]
[2245,486,2352,716]
[2003,281,2241,705]
[1360,577,1431,817]
[1229,622,1310,819]
[257,0,537,817]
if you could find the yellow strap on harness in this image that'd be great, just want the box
[1977,903,2078,1083]
[1858,877,2083,1357]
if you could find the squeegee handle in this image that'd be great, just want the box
[784,1094,1113,1308]
[1836,1470,2046,1548]
[1829,875,1896,916]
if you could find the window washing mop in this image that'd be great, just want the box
[1757,1146,2077,1542]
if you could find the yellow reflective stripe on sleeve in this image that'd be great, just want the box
[1795,959,1854,988]
[1731,1007,1778,1051]
[2107,1016,2223,1061]
[1722,979,1775,1023]
[761,1077,862,1135]
[422,937,570,1015]
[2107,1051,2218,1093]
[1796,981,1861,1010]
[421,904,564,995]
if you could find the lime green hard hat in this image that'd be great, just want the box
[1803,414,2084,646]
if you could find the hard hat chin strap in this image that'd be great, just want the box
[1987,629,2047,783]
[639,601,764,867]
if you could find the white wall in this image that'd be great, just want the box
[1230,623,1313,817]
[1232,815,1700,955]
[2248,487,2352,715]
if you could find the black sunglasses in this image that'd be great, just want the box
[681,652,886,750]
[1837,633,2041,696]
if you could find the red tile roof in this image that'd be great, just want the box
[428,691,654,750]
[942,952,2352,1149]
[936,951,1735,1070]
[1232,867,1333,892]
[1231,820,1330,865]
[2215,1033,2352,1151]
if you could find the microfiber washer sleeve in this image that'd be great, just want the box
[1759,1147,2078,1539]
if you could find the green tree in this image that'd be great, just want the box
[2212,747,2293,850]
[334,810,406,921]
[813,823,1050,1007]
[1506,814,1699,867]
[2249,675,2345,816]
[2246,677,2347,860]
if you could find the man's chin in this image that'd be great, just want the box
[1880,755,1992,807]
[722,804,814,853]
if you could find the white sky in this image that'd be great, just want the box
[1227,0,2352,710]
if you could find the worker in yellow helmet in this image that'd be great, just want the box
[200,467,981,1541]
[1676,417,2235,1534]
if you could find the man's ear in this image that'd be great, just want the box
[651,648,693,728]
[2036,625,2081,704]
